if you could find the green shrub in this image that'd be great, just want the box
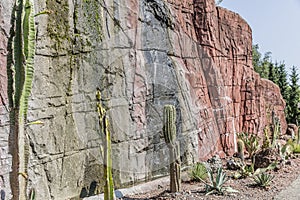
[283,139,300,154]
[293,144,300,153]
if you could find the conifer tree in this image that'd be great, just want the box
[287,66,300,124]
[268,62,279,85]
[253,44,262,73]
[216,0,223,5]
[277,62,289,102]
[260,52,272,79]
[252,45,270,79]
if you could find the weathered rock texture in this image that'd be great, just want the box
[0,0,286,199]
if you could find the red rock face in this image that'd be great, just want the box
[136,0,287,160]
[191,0,286,157]
[165,0,287,158]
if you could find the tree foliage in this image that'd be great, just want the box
[287,66,300,124]
[268,62,279,85]
[216,0,223,5]
[277,62,289,102]
[252,44,300,124]
[253,45,271,79]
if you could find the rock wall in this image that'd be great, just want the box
[193,0,286,155]
[0,0,286,199]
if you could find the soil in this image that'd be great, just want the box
[121,155,300,200]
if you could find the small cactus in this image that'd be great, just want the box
[237,139,245,162]
[163,105,181,192]
[262,126,271,149]
[271,112,280,148]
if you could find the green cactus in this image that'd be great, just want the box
[271,113,280,148]
[96,89,115,200]
[28,188,36,200]
[7,0,36,199]
[238,132,260,159]
[237,139,245,162]
[262,126,271,149]
[163,105,181,192]
[163,105,176,145]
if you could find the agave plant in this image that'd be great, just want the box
[234,164,254,179]
[253,173,274,188]
[189,162,208,182]
[205,168,238,195]
[238,132,260,159]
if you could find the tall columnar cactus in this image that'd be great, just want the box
[7,0,36,199]
[163,105,181,192]
[262,126,271,149]
[271,112,280,148]
[96,89,115,200]
[237,139,245,163]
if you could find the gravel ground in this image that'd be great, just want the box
[122,156,300,200]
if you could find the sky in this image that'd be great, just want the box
[219,0,300,74]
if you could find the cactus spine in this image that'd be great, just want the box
[7,0,36,199]
[96,89,115,200]
[163,105,181,192]
[237,139,245,162]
